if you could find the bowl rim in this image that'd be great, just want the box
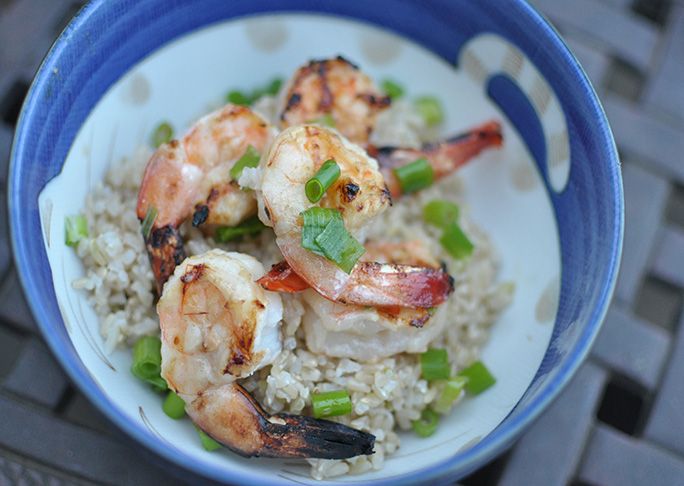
[8,0,623,484]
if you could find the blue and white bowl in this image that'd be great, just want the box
[8,1,623,484]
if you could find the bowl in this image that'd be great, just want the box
[8,0,623,484]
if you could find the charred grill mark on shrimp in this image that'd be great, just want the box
[145,225,187,293]
[279,57,391,145]
[136,104,274,291]
[162,252,376,459]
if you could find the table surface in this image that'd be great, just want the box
[1,0,683,484]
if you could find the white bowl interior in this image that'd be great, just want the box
[38,14,560,483]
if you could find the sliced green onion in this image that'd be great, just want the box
[394,158,434,194]
[412,408,439,438]
[423,200,460,229]
[265,78,283,96]
[215,216,266,243]
[312,390,352,418]
[420,348,450,381]
[381,79,404,100]
[226,78,283,106]
[314,216,366,274]
[140,206,158,240]
[305,159,340,203]
[229,145,261,181]
[458,361,496,395]
[300,207,365,273]
[65,215,88,247]
[151,122,174,148]
[414,96,444,126]
[226,90,251,106]
[253,78,282,99]
[301,207,342,256]
[196,427,222,451]
[432,376,468,415]
[440,222,474,260]
[148,376,168,392]
[250,87,267,102]
[131,336,161,379]
[306,113,336,127]
[131,336,167,392]
[162,390,186,420]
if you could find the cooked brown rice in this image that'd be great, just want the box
[71,95,513,479]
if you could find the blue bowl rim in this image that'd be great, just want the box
[8,1,623,484]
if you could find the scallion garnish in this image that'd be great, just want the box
[420,348,450,381]
[312,390,352,418]
[162,390,186,419]
[131,336,167,392]
[415,96,444,126]
[196,427,222,451]
[381,79,404,100]
[393,158,434,194]
[306,113,336,127]
[140,206,158,240]
[458,361,496,395]
[226,77,284,106]
[423,200,474,259]
[65,215,88,247]
[301,207,342,256]
[215,216,266,243]
[314,216,366,274]
[423,200,460,229]
[265,78,283,96]
[440,222,474,260]
[147,375,168,392]
[151,122,174,148]
[432,376,467,415]
[412,408,439,437]
[226,90,251,106]
[229,145,261,181]
[301,207,365,273]
[305,159,340,203]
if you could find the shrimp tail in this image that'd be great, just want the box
[145,225,187,292]
[435,119,503,174]
[259,260,454,308]
[264,414,375,459]
[342,262,455,308]
[257,261,310,293]
[370,120,503,197]
[187,384,375,459]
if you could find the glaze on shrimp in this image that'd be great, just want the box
[136,104,276,290]
[280,57,503,196]
[256,125,454,308]
[369,120,503,197]
[301,241,452,360]
[159,249,375,458]
[279,56,391,147]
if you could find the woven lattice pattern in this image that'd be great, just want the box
[1,1,683,484]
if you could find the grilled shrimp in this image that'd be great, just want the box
[259,121,501,294]
[136,104,276,290]
[159,249,375,459]
[280,57,503,196]
[279,56,391,147]
[301,241,450,360]
[369,120,503,198]
[256,125,453,308]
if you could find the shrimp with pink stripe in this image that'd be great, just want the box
[136,104,276,290]
[159,249,375,458]
[255,124,454,309]
[279,56,503,198]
